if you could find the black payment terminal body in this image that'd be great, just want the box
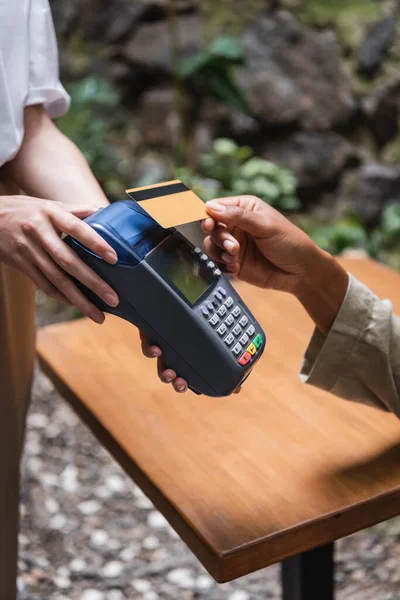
[65,200,266,397]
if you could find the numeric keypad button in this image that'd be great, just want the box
[224,333,234,346]
[217,305,227,317]
[239,333,249,346]
[209,314,219,326]
[246,324,255,337]
[232,305,241,318]
[225,314,234,327]
[224,297,234,308]
[232,343,242,356]
[217,324,227,336]
[232,324,242,336]
[239,315,249,327]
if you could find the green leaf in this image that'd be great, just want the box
[206,69,249,112]
[250,176,280,201]
[277,196,301,211]
[381,204,400,241]
[240,157,279,179]
[208,36,244,63]
[213,138,239,157]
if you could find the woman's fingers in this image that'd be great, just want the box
[20,241,105,323]
[45,204,118,265]
[31,224,119,308]
[17,258,71,305]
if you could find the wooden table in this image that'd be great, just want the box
[37,259,400,599]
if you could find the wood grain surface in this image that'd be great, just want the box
[37,258,400,582]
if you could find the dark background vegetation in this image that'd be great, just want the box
[49,0,400,269]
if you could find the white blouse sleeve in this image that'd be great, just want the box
[26,0,70,118]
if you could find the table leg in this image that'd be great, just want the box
[281,542,334,600]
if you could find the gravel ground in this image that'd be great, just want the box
[19,368,400,600]
[19,302,400,599]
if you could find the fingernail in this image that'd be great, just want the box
[177,384,187,392]
[223,240,235,252]
[221,252,234,264]
[206,201,225,213]
[162,376,173,383]
[151,348,162,357]
[104,292,119,307]
[90,312,104,324]
[105,250,118,264]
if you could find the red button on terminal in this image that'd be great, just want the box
[238,351,251,366]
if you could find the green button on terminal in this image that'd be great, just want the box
[253,334,263,349]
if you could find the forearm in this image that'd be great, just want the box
[295,249,349,336]
[7,105,109,207]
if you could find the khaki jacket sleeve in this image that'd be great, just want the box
[300,275,400,418]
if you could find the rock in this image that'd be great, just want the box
[70,558,88,573]
[45,497,59,514]
[228,591,250,600]
[196,574,214,590]
[105,474,126,495]
[237,11,356,130]
[167,568,196,589]
[80,591,105,600]
[142,535,160,550]
[90,529,110,547]
[79,0,146,44]
[122,14,202,73]
[358,17,397,78]
[49,513,68,530]
[54,576,71,589]
[59,464,79,492]
[362,78,400,147]
[28,412,49,429]
[131,579,151,593]
[139,87,179,146]
[260,131,359,192]
[147,510,170,530]
[119,545,139,561]
[78,500,102,515]
[347,162,400,226]
[143,593,158,600]
[102,561,125,578]
[107,591,125,600]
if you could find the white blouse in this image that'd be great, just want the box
[0,0,70,167]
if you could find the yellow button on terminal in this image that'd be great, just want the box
[246,343,256,355]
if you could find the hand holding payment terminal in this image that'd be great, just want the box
[65,200,266,397]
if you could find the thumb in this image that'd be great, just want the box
[205,197,272,238]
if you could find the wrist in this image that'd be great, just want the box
[294,248,349,335]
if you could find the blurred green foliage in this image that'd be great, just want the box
[178,36,248,113]
[302,205,400,269]
[188,138,299,210]
[56,76,131,198]
[200,0,266,41]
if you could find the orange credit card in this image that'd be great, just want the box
[126,180,208,229]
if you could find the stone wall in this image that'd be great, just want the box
[50,0,400,221]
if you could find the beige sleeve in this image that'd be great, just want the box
[300,275,400,418]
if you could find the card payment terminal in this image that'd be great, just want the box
[66,200,266,397]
